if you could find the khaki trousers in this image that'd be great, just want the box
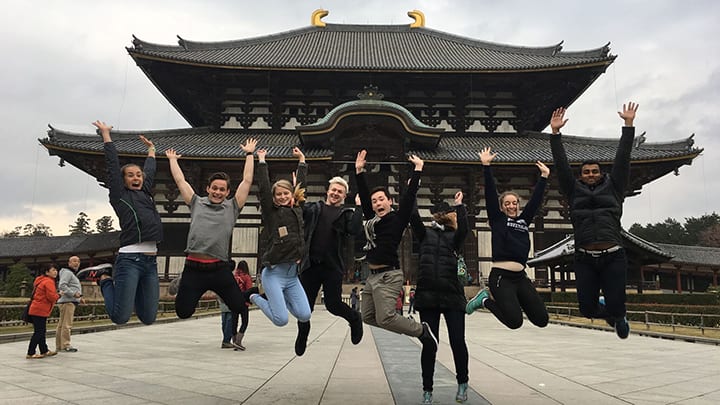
[361,269,423,337]
[56,302,76,350]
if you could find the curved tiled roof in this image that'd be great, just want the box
[41,127,700,164]
[656,243,720,268]
[128,23,615,72]
[0,232,120,260]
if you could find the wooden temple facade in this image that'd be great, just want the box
[39,10,702,283]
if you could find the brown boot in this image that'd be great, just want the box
[233,333,246,351]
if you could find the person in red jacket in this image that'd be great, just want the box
[27,264,61,359]
[231,260,254,350]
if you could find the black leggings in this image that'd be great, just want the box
[419,309,468,392]
[27,315,49,355]
[232,304,250,334]
[485,268,548,329]
[175,260,245,319]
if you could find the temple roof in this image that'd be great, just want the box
[655,244,720,268]
[0,232,120,262]
[128,23,615,72]
[41,126,701,165]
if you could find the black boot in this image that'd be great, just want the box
[295,320,311,356]
[349,310,363,345]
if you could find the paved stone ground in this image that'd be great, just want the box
[1,308,719,404]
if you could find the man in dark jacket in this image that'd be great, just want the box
[294,177,364,356]
[550,102,639,339]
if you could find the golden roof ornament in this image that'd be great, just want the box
[408,10,425,28]
[311,9,329,27]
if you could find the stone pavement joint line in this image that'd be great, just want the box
[0,310,719,404]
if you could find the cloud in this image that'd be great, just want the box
[0,1,718,235]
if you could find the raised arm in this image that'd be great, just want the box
[610,102,639,195]
[292,146,308,192]
[234,138,257,207]
[452,191,468,251]
[256,149,274,214]
[549,108,575,198]
[354,150,375,219]
[165,148,195,205]
[139,135,157,189]
[479,147,502,218]
[519,161,549,222]
[397,154,424,225]
[93,120,123,199]
[409,202,426,242]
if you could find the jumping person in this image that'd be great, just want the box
[92,120,163,325]
[410,191,470,404]
[294,176,364,356]
[549,102,639,339]
[165,139,256,321]
[466,147,550,331]
[248,147,312,338]
[354,150,438,350]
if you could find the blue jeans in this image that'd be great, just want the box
[100,253,159,325]
[221,311,234,343]
[252,263,311,326]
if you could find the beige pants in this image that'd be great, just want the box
[361,269,423,338]
[56,302,76,350]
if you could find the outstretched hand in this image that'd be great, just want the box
[478,147,497,165]
[618,102,639,126]
[139,135,154,148]
[454,190,463,205]
[550,108,568,134]
[355,150,367,173]
[292,146,305,162]
[408,154,424,170]
[165,148,181,160]
[536,161,550,178]
[242,138,258,154]
[257,149,267,161]
[92,120,112,133]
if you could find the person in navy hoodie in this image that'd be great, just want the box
[466,147,549,331]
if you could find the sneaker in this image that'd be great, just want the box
[26,353,45,359]
[243,287,259,303]
[418,322,438,351]
[349,311,363,345]
[62,347,78,353]
[44,351,57,357]
[615,317,630,339]
[465,289,489,314]
[598,296,615,327]
[295,321,310,356]
[221,342,235,349]
[456,382,468,403]
[76,263,113,281]
[168,276,182,296]
[422,391,433,404]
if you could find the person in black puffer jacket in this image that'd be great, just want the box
[410,191,470,404]
[550,102,639,340]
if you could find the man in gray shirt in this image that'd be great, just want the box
[57,256,83,352]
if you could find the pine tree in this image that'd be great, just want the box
[68,212,93,235]
[95,216,115,233]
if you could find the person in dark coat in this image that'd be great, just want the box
[410,191,470,404]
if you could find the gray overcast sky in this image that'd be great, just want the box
[0,0,718,235]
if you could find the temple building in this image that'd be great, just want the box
[39,10,702,284]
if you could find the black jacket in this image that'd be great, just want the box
[410,204,468,311]
[300,200,363,274]
[104,142,163,247]
[551,127,634,247]
[257,161,306,267]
